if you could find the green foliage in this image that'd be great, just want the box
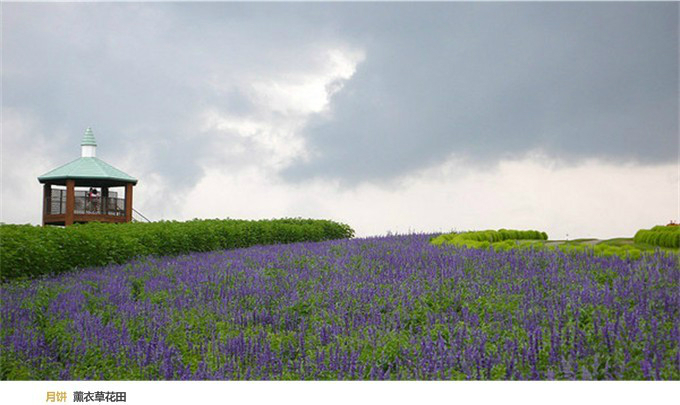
[543,241,657,260]
[634,226,680,248]
[0,218,354,281]
[431,229,548,248]
[433,226,679,260]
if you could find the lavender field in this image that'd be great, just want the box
[1,234,678,380]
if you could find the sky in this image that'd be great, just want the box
[2,2,678,239]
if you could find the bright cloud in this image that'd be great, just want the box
[199,47,365,169]
[174,155,678,240]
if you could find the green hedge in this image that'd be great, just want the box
[431,229,548,248]
[0,218,354,281]
[634,226,680,248]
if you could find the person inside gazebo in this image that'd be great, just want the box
[88,187,99,213]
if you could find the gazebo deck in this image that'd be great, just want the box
[42,213,128,226]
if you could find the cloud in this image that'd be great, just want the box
[283,2,679,183]
[2,2,362,218]
[1,109,64,224]
[180,154,679,240]
[2,2,678,233]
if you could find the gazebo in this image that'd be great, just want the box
[37,128,138,226]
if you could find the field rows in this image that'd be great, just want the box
[1,235,678,380]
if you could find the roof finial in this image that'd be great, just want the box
[81,127,97,157]
[81,127,97,146]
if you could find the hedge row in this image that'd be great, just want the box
[431,229,548,248]
[0,218,354,281]
[436,234,657,260]
[634,226,680,248]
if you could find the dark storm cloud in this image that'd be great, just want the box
[284,2,679,183]
[3,2,677,189]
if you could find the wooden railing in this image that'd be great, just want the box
[46,193,126,217]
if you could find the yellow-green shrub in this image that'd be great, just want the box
[431,229,548,249]
[634,226,680,248]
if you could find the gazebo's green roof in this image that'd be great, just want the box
[38,157,138,186]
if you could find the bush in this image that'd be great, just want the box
[634,226,680,248]
[431,229,548,248]
[0,218,354,281]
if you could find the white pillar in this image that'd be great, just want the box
[81,145,96,157]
